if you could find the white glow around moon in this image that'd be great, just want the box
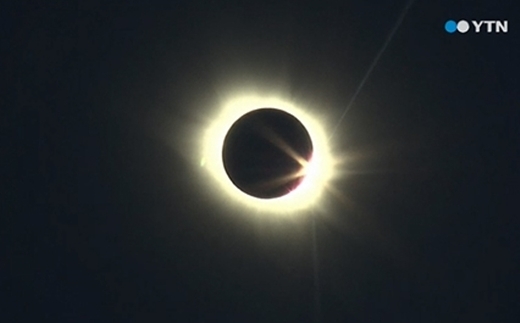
[201,96,336,215]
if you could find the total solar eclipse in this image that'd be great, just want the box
[222,108,313,199]
[202,96,334,213]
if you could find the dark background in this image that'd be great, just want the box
[4,0,519,322]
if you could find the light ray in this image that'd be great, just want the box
[260,127,310,167]
[328,0,416,140]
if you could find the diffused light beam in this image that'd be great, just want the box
[328,0,416,140]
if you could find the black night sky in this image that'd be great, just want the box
[4,0,519,322]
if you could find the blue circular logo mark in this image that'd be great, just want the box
[445,20,457,33]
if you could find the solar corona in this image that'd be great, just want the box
[201,96,335,215]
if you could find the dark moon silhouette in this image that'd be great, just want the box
[222,108,313,199]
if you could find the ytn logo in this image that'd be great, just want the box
[445,20,508,33]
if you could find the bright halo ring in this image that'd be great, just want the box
[201,96,335,215]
